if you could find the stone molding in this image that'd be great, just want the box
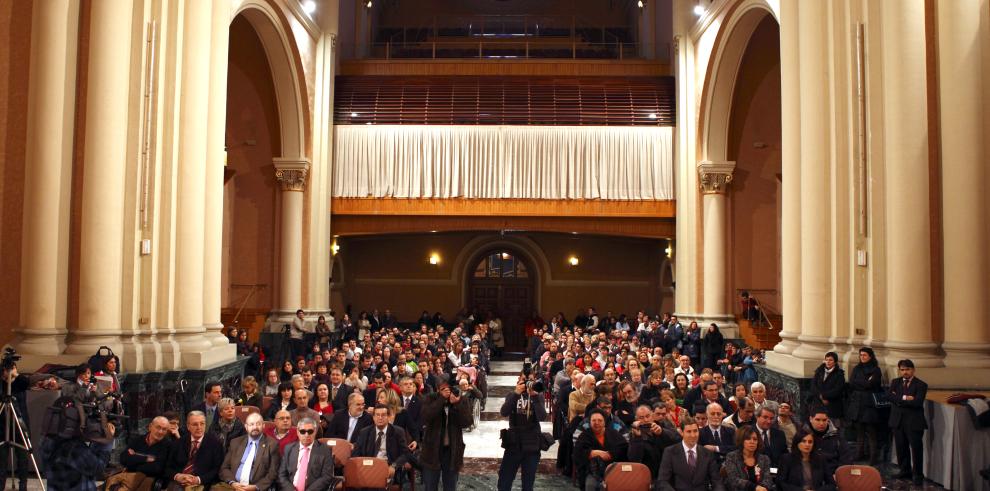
[274,158,310,191]
[697,160,736,194]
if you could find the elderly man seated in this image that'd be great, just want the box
[106,416,174,491]
[277,418,337,491]
[290,389,320,426]
[215,413,281,490]
[263,410,298,455]
[164,411,224,491]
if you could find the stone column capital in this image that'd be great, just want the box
[697,160,736,194]
[274,158,311,191]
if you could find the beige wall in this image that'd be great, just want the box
[335,231,667,322]
[224,16,283,312]
[0,1,32,347]
[727,16,781,311]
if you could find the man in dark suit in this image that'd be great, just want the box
[328,368,352,413]
[369,309,382,332]
[326,393,373,442]
[698,402,736,460]
[277,418,337,491]
[353,404,413,481]
[397,376,423,443]
[164,411,225,490]
[217,413,281,490]
[657,416,725,491]
[191,381,224,429]
[888,359,928,486]
[754,406,788,467]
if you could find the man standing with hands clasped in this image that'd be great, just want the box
[888,359,928,486]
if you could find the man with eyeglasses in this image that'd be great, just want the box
[326,393,372,443]
[277,418,336,491]
[264,410,298,455]
[217,413,281,490]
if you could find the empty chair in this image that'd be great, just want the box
[319,437,354,467]
[602,462,652,490]
[233,405,260,424]
[343,457,390,490]
[834,464,883,491]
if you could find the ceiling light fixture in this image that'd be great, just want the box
[637,0,645,8]
[366,0,373,8]
[429,253,441,265]
[694,5,705,16]
[302,0,316,15]
[568,256,580,267]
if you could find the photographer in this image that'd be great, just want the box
[1,355,31,491]
[496,375,546,491]
[420,379,472,491]
[42,419,116,491]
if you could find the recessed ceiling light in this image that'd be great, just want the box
[302,1,316,15]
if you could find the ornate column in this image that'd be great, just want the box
[170,0,215,368]
[16,0,79,362]
[203,0,234,350]
[275,159,310,318]
[875,0,941,368]
[70,0,134,357]
[775,0,801,354]
[790,0,833,363]
[937,0,990,370]
[698,161,736,328]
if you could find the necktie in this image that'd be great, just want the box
[332,386,339,400]
[294,445,310,491]
[763,431,771,452]
[236,439,257,483]
[712,428,722,447]
[376,431,385,457]
[687,448,696,469]
[404,397,410,409]
[183,440,200,474]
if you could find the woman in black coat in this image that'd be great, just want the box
[776,430,837,491]
[847,346,882,463]
[700,323,725,370]
[808,352,846,423]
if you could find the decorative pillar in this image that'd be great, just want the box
[275,159,310,317]
[203,0,233,350]
[16,0,79,360]
[790,0,833,362]
[775,0,801,354]
[70,0,134,357]
[170,0,215,368]
[697,161,736,326]
[937,0,990,369]
[876,0,941,367]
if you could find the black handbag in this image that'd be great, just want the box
[872,391,891,409]
[539,432,555,451]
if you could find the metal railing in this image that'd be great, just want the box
[355,40,665,60]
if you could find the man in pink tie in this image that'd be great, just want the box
[277,417,336,491]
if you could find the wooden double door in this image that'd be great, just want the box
[467,250,534,353]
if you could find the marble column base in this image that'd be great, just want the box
[941,341,990,369]
[763,351,823,378]
[204,322,231,348]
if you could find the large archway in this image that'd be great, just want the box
[467,249,535,353]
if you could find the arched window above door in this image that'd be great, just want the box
[472,251,529,279]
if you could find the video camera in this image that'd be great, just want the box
[44,392,127,444]
[1,347,20,371]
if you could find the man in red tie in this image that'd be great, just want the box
[165,411,224,490]
[277,417,336,491]
[888,359,929,486]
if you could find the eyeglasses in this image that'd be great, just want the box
[298,428,316,435]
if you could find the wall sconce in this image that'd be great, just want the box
[664,246,672,258]
[366,0,373,8]
[568,256,580,267]
[638,0,645,8]
[331,241,340,256]
[429,253,441,265]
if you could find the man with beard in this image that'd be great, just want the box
[217,413,281,490]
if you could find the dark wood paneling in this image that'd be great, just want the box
[334,75,675,126]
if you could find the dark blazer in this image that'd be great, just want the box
[809,365,847,419]
[399,394,423,430]
[277,441,336,491]
[628,425,682,478]
[656,444,725,491]
[192,402,221,429]
[329,384,352,413]
[326,410,373,443]
[573,426,629,482]
[888,376,928,431]
[698,424,736,456]
[775,452,837,491]
[722,450,774,491]
[266,400,297,421]
[419,392,473,472]
[756,426,789,467]
[219,435,282,490]
[119,434,174,479]
[164,432,225,486]
[352,424,411,465]
[238,392,264,410]
[847,362,883,424]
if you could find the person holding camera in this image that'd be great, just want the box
[44,421,116,491]
[420,378,472,491]
[497,375,546,491]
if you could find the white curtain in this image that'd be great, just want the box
[333,125,673,200]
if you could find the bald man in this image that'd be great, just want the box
[109,416,175,489]
[217,413,282,490]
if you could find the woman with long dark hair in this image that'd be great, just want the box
[847,346,882,463]
[776,430,837,490]
[701,323,724,370]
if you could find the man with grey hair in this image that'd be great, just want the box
[289,389,320,427]
[749,382,779,415]
[278,418,336,490]
[165,411,224,490]
[217,412,281,490]
[754,405,788,467]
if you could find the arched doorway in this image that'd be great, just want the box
[467,250,534,353]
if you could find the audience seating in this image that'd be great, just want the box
[343,457,391,489]
[834,464,883,491]
[233,405,260,424]
[602,462,652,490]
[319,437,354,467]
[261,395,273,414]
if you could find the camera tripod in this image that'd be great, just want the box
[0,377,46,491]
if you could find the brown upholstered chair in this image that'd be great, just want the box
[233,405,260,424]
[602,462,652,491]
[343,457,390,489]
[834,464,883,491]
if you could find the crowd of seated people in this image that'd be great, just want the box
[528,307,888,490]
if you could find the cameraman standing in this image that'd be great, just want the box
[497,375,546,491]
[421,379,472,491]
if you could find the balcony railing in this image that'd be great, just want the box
[345,41,670,61]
